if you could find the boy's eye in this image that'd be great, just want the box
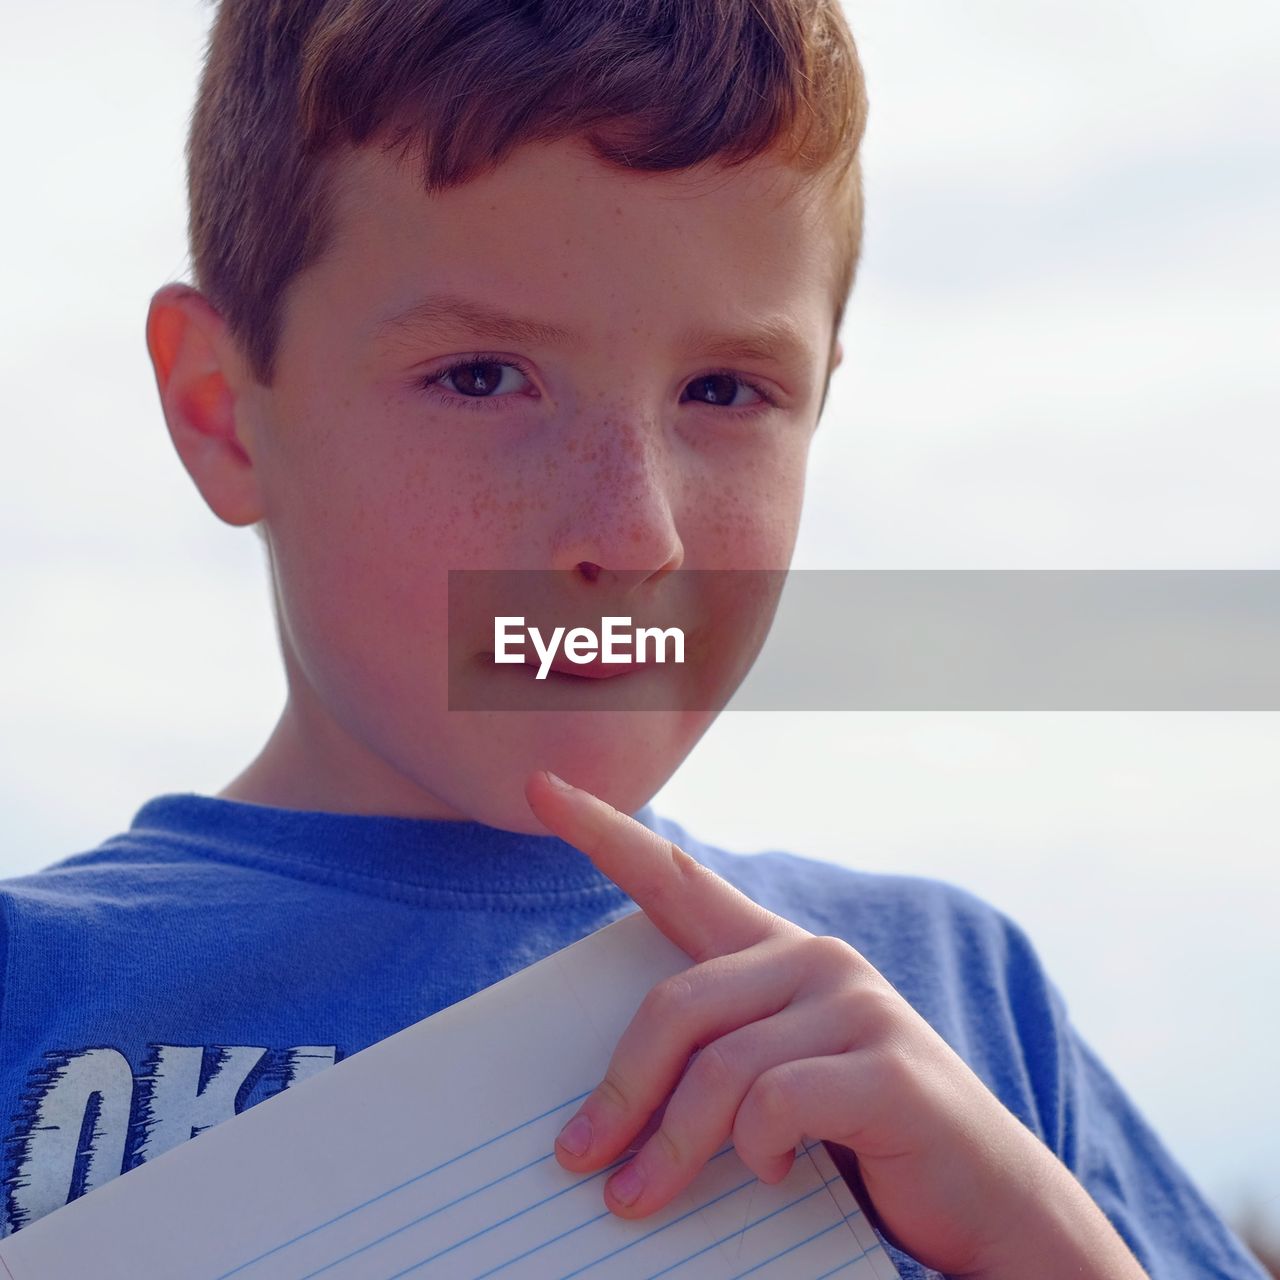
[424,358,531,400]
[683,372,770,410]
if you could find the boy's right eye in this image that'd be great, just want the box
[417,355,537,412]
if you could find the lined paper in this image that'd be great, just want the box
[0,909,901,1279]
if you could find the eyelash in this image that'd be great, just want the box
[415,353,779,417]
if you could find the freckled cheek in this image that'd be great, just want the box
[373,448,550,569]
[691,459,807,566]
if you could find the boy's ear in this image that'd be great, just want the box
[145,283,266,529]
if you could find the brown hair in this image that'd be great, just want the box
[186,0,869,389]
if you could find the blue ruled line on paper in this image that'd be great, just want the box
[811,1251,879,1280]
[210,1089,592,1279]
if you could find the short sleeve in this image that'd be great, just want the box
[998,910,1269,1280]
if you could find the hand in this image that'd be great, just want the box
[524,770,1149,1280]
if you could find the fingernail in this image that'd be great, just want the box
[556,1112,592,1156]
[609,1162,644,1206]
[544,770,575,791]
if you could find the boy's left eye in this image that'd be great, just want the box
[682,372,772,411]
[416,356,777,415]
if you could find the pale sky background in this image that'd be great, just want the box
[2,0,1277,1241]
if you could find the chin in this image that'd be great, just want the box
[413,708,707,832]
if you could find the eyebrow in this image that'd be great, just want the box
[370,292,814,369]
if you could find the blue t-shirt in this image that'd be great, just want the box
[0,792,1265,1278]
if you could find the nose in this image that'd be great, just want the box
[551,416,685,582]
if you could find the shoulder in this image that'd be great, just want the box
[0,832,253,909]
[0,821,310,972]
[650,808,1035,979]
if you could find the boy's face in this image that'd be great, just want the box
[157,134,843,831]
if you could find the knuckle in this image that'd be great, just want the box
[688,1037,739,1093]
[595,1067,635,1115]
[640,972,695,1027]
[837,982,902,1043]
[807,933,865,972]
[747,1064,795,1127]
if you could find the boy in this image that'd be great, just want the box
[0,0,1266,1276]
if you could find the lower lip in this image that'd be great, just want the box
[526,662,642,681]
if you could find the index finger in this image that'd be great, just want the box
[524,769,786,963]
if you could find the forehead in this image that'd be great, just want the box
[307,133,840,353]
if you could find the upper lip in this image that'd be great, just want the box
[482,651,649,679]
